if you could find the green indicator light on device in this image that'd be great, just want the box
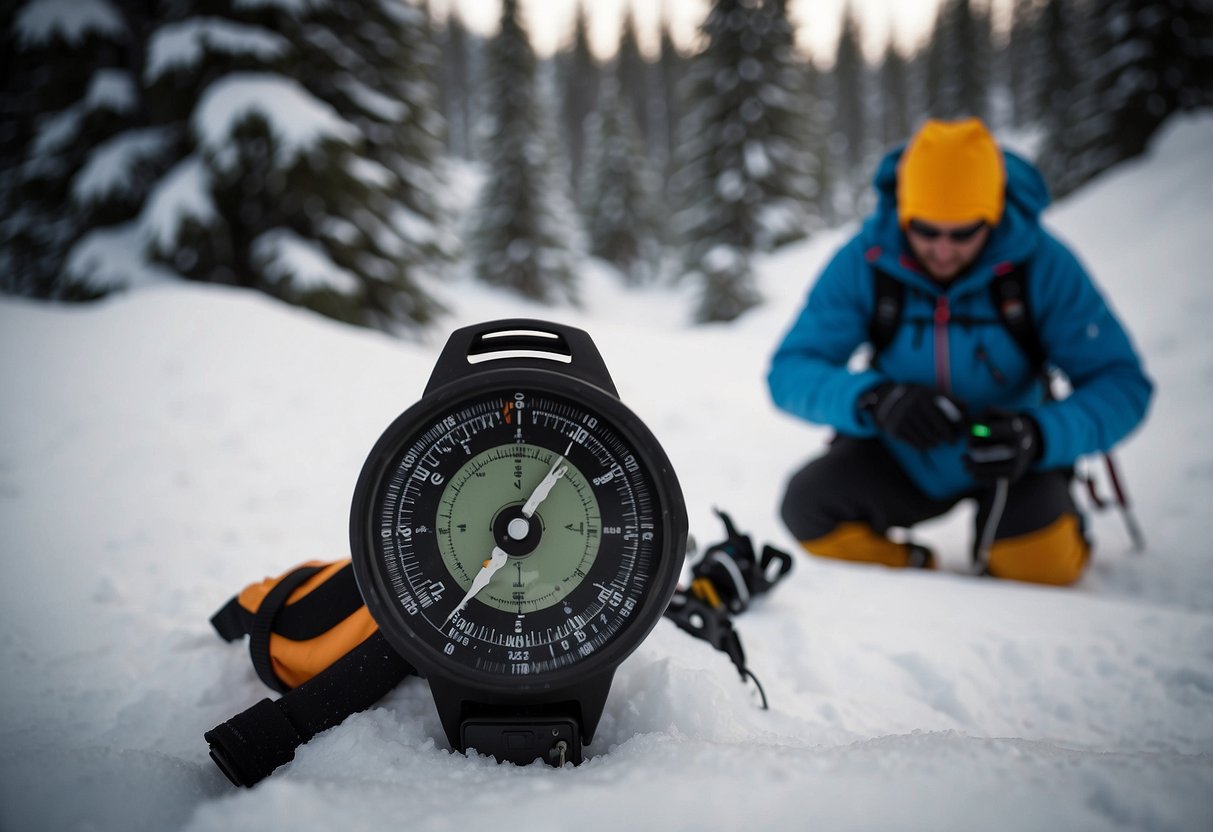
[971,424,991,438]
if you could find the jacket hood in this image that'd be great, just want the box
[861,143,1052,291]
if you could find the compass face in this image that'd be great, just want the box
[350,376,682,689]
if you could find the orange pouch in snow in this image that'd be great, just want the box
[206,559,411,788]
[210,559,378,693]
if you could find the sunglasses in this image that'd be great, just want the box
[907,219,988,242]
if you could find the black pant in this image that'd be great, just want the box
[780,437,1080,555]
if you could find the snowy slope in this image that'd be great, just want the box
[2,114,1212,832]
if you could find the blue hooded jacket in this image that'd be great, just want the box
[768,146,1154,500]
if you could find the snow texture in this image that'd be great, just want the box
[15,0,125,47]
[346,157,394,190]
[233,0,329,12]
[139,155,216,250]
[336,77,408,122]
[253,229,361,295]
[392,205,438,246]
[71,127,172,206]
[145,18,290,83]
[1,115,1212,832]
[31,72,130,163]
[30,106,85,160]
[85,69,138,115]
[64,221,179,291]
[193,73,359,173]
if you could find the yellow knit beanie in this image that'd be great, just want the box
[897,118,1006,228]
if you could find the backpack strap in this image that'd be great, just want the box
[869,266,905,360]
[989,262,1047,377]
[870,259,1046,379]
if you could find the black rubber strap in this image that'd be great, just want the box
[206,631,414,787]
[425,319,618,397]
[249,565,324,694]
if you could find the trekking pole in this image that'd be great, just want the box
[974,476,1009,576]
[1103,453,1146,553]
[968,421,1011,576]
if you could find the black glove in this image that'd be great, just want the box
[861,383,965,449]
[965,411,1042,483]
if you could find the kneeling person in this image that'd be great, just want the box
[767,119,1153,585]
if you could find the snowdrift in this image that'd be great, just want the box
[2,114,1212,831]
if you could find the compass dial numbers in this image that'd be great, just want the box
[372,391,661,678]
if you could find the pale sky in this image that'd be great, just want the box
[427,1,1012,66]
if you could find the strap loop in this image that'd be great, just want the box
[249,565,324,694]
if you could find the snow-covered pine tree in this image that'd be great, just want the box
[923,3,948,119]
[670,0,775,323]
[142,0,451,330]
[616,8,652,163]
[557,2,599,199]
[878,39,912,150]
[753,0,823,246]
[290,0,454,326]
[961,0,993,122]
[653,15,687,202]
[536,55,587,266]
[1049,0,1213,197]
[803,57,839,226]
[579,73,660,284]
[1005,0,1043,126]
[468,0,576,303]
[833,7,867,171]
[925,0,992,121]
[441,6,486,164]
[830,6,869,217]
[436,5,470,159]
[0,0,172,299]
[3,0,452,331]
[1033,0,1086,195]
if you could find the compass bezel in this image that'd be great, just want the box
[349,365,686,700]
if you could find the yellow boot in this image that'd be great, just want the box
[799,522,935,570]
[986,514,1089,586]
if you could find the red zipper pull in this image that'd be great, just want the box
[934,295,950,324]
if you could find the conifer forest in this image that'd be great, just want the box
[2,0,1211,328]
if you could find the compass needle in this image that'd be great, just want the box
[520,442,574,518]
[444,546,509,627]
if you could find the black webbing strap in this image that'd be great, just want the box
[206,630,415,787]
[209,563,365,643]
[989,263,1047,377]
[249,565,325,694]
[871,264,1042,365]
[869,268,905,357]
[210,597,249,642]
[270,564,363,639]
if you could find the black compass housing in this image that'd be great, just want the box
[349,320,687,765]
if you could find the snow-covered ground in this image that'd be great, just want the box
[2,114,1212,831]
